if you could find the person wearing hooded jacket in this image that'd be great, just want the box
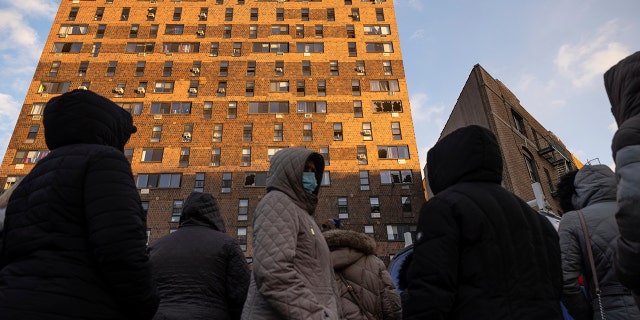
[0,89,158,319]
[149,192,250,320]
[241,147,341,320]
[402,125,562,320]
[556,165,640,320]
[324,228,402,320]
[604,51,640,304]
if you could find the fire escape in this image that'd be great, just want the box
[536,134,576,182]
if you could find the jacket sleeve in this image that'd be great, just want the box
[377,259,402,320]
[402,198,458,320]
[614,144,640,293]
[558,213,592,320]
[252,194,329,320]
[84,149,159,320]
[224,240,251,320]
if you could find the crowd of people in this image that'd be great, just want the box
[0,51,639,319]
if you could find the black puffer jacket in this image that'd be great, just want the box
[403,125,562,320]
[0,89,158,320]
[604,51,640,301]
[149,192,250,320]
[558,165,640,320]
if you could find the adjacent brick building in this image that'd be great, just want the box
[0,0,424,261]
[428,64,579,214]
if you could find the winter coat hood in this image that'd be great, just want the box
[324,230,376,269]
[604,51,640,127]
[179,192,225,232]
[427,125,503,195]
[572,164,617,210]
[266,147,325,215]
[43,89,137,152]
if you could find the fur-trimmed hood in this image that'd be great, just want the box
[324,229,376,269]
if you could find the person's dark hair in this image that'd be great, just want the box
[556,170,579,214]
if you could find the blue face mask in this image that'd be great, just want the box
[302,172,318,193]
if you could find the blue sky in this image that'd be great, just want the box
[0,0,638,171]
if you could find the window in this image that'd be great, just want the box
[362,123,372,141]
[353,101,363,118]
[248,101,289,114]
[141,148,164,162]
[364,25,391,35]
[124,149,133,163]
[355,60,365,75]
[199,8,208,21]
[378,146,409,159]
[163,61,173,76]
[241,148,251,166]
[68,7,79,21]
[113,82,126,97]
[352,80,361,96]
[179,148,190,167]
[94,7,105,21]
[238,200,249,221]
[524,152,539,182]
[296,42,324,53]
[330,60,339,75]
[237,227,247,251]
[383,61,393,75]
[147,8,157,21]
[228,101,237,118]
[219,61,229,76]
[364,225,374,237]
[243,123,253,142]
[96,24,106,38]
[327,8,335,21]
[154,82,174,93]
[402,196,413,214]
[302,60,311,75]
[129,24,139,38]
[212,123,223,142]
[203,101,213,119]
[274,123,283,142]
[149,25,158,37]
[320,146,329,165]
[268,147,285,160]
[512,110,527,136]
[366,42,393,53]
[272,24,289,35]
[246,81,255,97]
[247,61,256,76]
[252,42,289,53]
[338,197,348,219]
[357,145,368,164]
[346,25,355,38]
[321,172,330,186]
[25,126,38,143]
[90,43,101,56]
[191,61,201,77]
[544,168,555,195]
[348,42,357,56]
[391,122,402,140]
[125,42,155,53]
[301,8,309,21]
[12,150,50,164]
[182,124,193,142]
[350,8,360,21]
[387,225,417,241]
[315,25,323,38]
[171,200,183,222]
[121,7,130,21]
[250,8,258,20]
[303,123,312,141]
[316,80,326,97]
[223,25,232,38]
[222,173,232,193]
[376,8,385,21]
[233,42,242,56]
[333,123,343,141]
[48,61,60,77]
[225,8,234,21]
[244,172,267,187]
[370,80,400,92]
[360,171,370,190]
[162,42,199,53]
[380,170,413,184]
[217,82,227,97]
[270,81,290,92]
[370,197,380,218]
[173,7,182,21]
[38,82,70,94]
[196,25,206,38]
[296,101,327,114]
[297,80,305,96]
[210,42,219,56]
[76,61,89,77]
[30,103,45,115]
[194,173,205,192]
[296,25,304,38]
[276,8,284,21]
[150,102,191,114]
[373,100,403,113]
[211,148,221,166]
[117,102,143,115]
[52,42,82,53]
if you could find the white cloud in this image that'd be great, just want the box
[0,93,21,157]
[9,0,58,17]
[410,93,445,122]
[554,20,631,87]
[395,0,424,11]
[410,29,426,40]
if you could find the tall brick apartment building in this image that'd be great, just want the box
[0,0,425,261]
[429,64,579,214]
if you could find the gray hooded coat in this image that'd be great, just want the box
[149,192,250,320]
[241,148,341,320]
[558,165,640,319]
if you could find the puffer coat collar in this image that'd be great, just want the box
[179,192,225,232]
[324,230,376,270]
[572,164,617,210]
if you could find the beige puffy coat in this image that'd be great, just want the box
[325,229,401,320]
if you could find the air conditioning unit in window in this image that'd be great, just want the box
[113,87,124,95]
[275,67,284,73]
[355,66,365,73]
[147,13,155,18]
[190,67,200,74]
[182,132,192,140]
[361,129,372,136]
[135,87,146,94]
[199,12,207,19]
[189,87,198,94]
[217,88,226,94]
[277,0,285,3]
[58,33,68,38]
[77,85,88,90]
[196,30,205,36]
[357,154,367,160]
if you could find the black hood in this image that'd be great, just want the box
[43,89,137,152]
[179,192,225,232]
[604,51,640,127]
[427,125,503,195]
